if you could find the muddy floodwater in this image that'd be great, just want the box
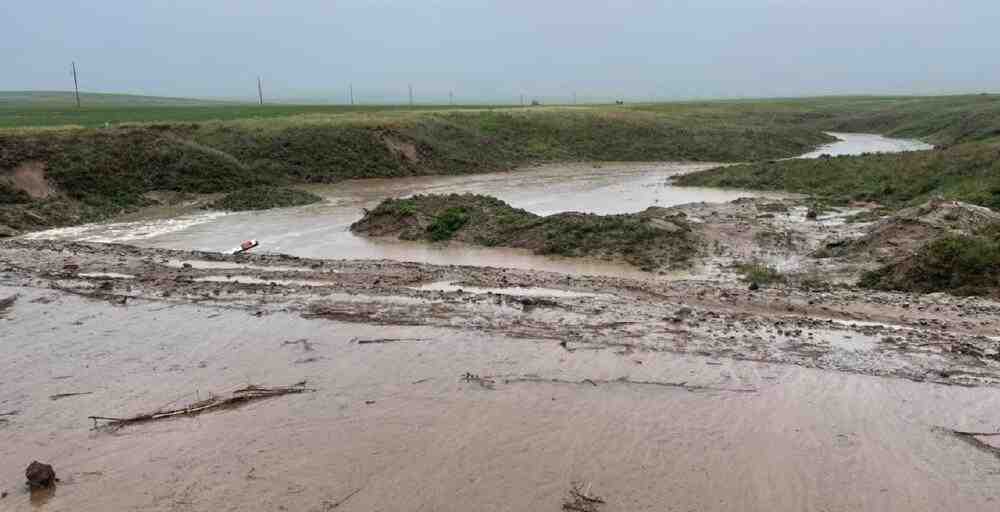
[4,132,983,512]
[22,133,933,277]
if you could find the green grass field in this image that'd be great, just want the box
[4,91,1000,235]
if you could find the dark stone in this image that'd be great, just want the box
[25,461,56,489]
[805,209,819,220]
[748,282,760,291]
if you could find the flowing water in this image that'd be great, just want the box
[1,286,997,511]
[23,133,932,278]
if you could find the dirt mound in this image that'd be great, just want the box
[351,194,700,270]
[819,199,1000,261]
[860,235,1000,296]
[2,161,53,199]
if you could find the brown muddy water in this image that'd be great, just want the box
[1,285,998,511]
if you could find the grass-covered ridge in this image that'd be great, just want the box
[0,107,833,232]
[675,142,1000,209]
[351,194,700,270]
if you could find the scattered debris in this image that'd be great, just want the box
[231,239,259,255]
[352,337,429,345]
[461,372,496,390]
[0,294,17,317]
[1,490,7,499]
[562,482,605,512]
[294,356,322,364]
[282,338,315,351]
[502,375,757,393]
[49,392,93,401]
[25,461,56,489]
[938,427,1000,459]
[88,383,314,430]
[321,488,362,510]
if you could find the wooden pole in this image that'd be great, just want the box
[449,91,453,106]
[257,76,263,105]
[349,83,354,105]
[408,84,413,106]
[72,62,81,108]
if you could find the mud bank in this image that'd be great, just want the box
[351,194,700,271]
[2,239,1000,510]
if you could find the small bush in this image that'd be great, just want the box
[735,261,786,285]
[427,207,470,241]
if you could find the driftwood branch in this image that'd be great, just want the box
[89,384,314,430]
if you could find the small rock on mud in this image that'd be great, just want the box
[25,461,56,489]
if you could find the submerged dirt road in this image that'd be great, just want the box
[2,239,1000,511]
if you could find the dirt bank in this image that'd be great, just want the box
[351,194,700,271]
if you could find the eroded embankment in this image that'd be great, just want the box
[0,109,832,234]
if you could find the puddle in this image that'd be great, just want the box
[412,281,597,298]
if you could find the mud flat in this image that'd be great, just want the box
[2,238,1000,510]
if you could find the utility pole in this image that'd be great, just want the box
[573,91,577,105]
[449,91,453,106]
[520,94,524,106]
[257,76,263,105]
[408,84,413,106]
[349,83,354,106]
[71,61,81,107]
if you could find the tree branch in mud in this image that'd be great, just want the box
[563,482,605,512]
[937,427,1000,459]
[502,375,757,393]
[0,294,17,316]
[352,337,429,345]
[88,384,314,430]
[461,372,496,390]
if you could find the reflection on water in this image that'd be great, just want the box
[24,134,932,277]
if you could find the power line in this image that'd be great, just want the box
[71,62,81,108]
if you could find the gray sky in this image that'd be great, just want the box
[4,1,998,103]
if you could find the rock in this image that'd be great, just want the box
[25,461,56,489]
[748,282,760,291]
[0,225,17,238]
[805,209,819,220]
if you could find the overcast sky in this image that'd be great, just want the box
[3,1,997,103]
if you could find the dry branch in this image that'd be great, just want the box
[89,384,313,430]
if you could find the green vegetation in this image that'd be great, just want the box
[207,186,322,211]
[673,94,1000,210]
[675,142,1000,209]
[427,207,471,241]
[734,261,787,285]
[860,233,1000,296]
[351,194,700,270]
